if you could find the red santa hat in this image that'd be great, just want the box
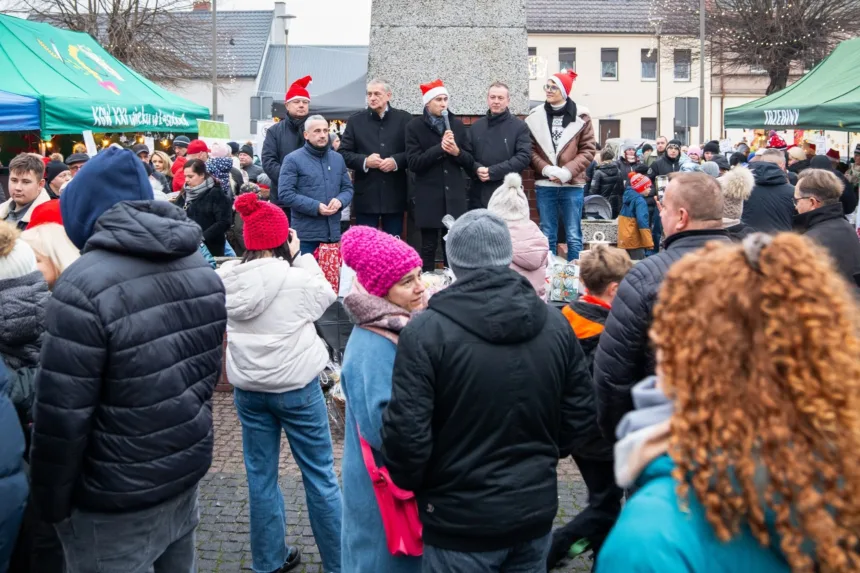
[826,148,841,160]
[420,79,449,106]
[286,75,312,103]
[550,69,578,100]
[766,133,787,149]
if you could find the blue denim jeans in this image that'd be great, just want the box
[354,212,404,237]
[224,240,237,257]
[234,382,343,573]
[422,532,551,573]
[535,185,585,261]
[300,240,322,257]
[54,485,199,573]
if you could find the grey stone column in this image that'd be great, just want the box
[367,0,529,115]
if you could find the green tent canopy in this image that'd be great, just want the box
[0,14,209,135]
[724,38,860,131]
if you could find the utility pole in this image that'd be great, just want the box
[699,0,706,142]
[211,0,218,121]
[651,17,664,139]
[278,14,296,101]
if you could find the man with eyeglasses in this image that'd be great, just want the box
[793,168,860,287]
[65,153,89,177]
[525,70,596,261]
[338,79,412,236]
[262,76,313,209]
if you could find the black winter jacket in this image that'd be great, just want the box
[381,268,598,552]
[794,202,860,287]
[469,109,532,208]
[593,229,732,439]
[261,115,306,204]
[405,111,475,229]
[741,162,795,233]
[30,201,227,523]
[338,106,412,214]
[646,153,681,212]
[590,162,623,202]
[808,156,859,216]
[175,179,233,256]
[0,271,49,426]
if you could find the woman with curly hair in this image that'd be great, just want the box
[598,232,860,573]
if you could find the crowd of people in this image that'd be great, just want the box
[0,65,858,573]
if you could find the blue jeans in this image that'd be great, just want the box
[422,532,551,573]
[648,211,663,256]
[54,485,198,573]
[536,185,584,261]
[234,382,343,573]
[354,212,404,237]
[300,240,322,257]
[224,240,237,257]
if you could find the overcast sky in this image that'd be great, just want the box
[220,0,371,45]
[0,0,372,45]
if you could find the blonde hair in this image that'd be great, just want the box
[49,152,64,162]
[72,143,87,154]
[578,244,632,294]
[652,233,860,572]
[150,150,173,177]
[20,223,80,276]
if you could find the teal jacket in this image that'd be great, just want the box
[597,455,791,573]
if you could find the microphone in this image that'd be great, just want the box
[441,109,451,132]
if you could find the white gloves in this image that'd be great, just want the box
[542,165,572,183]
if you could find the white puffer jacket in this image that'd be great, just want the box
[217,254,336,393]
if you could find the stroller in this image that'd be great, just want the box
[583,195,614,220]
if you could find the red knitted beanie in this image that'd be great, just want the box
[234,193,290,251]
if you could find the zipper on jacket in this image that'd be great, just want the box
[505,138,510,155]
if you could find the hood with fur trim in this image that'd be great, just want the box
[719,166,755,224]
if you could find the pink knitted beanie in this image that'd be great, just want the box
[341,226,422,297]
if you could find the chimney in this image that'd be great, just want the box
[271,2,286,45]
[193,1,211,11]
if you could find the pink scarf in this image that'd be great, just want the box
[342,281,413,345]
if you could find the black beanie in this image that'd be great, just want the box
[239,144,254,157]
[227,141,240,155]
[702,141,720,155]
[45,160,70,185]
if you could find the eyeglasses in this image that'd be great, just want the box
[792,195,816,206]
[543,84,560,92]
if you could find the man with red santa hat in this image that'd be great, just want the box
[262,76,313,206]
[526,69,596,262]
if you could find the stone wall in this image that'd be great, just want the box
[368,0,529,116]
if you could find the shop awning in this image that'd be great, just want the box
[0,14,209,135]
[0,90,40,132]
[724,38,860,131]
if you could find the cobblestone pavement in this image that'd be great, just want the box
[200,392,592,572]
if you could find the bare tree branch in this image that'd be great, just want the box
[654,0,860,94]
[13,0,224,87]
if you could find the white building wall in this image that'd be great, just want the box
[527,33,713,144]
[164,78,257,142]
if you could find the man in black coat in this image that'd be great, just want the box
[382,210,599,571]
[338,79,411,236]
[30,147,227,571]
[405,79,475,271]
[594,173,732,439]
[239,144,264,183]
[741,150,796,233]
[469,82,532,209]
[793,168,860,288]
[262,76,312,206]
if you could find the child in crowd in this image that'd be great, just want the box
[617,172,654,260]
[548,244,633,571]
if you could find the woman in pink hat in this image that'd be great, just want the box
[217,193,342,573]
[339,225,425,572]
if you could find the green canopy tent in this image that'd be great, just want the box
[0,13,209,136]
[724,37,860,131]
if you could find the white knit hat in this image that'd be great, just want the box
[487,173,530,222]
[718,166,754,222]
[0,222,37,281]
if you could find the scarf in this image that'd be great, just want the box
[185,176,215,205]
[342,281,413,345]
[287,113,307,148]
[423,108,446,136]
[306,140,331,158]
[613,376,674,488]
[486,108,511,127]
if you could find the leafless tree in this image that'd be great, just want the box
[14,0,222,87]
[655,0,860,94]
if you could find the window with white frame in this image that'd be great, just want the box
[601,48,618,80]
[641,49,657,80]
[641,117,657,140]
[559,47,576,73]
[674,49,691,80]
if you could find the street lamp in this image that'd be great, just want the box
[277,14,297,98]
[650,16,664,138]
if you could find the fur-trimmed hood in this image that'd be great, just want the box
[719,166,755,224]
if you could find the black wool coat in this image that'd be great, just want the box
[29,201,227,523]
[405,112,475,229]
[469,109,532,208]
[794,202,860,287]
[261,116,306,201]
[175,179,233,256]
[339,106,412,215]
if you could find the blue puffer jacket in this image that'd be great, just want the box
[0,360,28,572]
[277,142,354,243]
[597,455,792,573]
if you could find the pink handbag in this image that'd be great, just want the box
[358,433,423,556]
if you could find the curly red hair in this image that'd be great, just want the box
[652,233,860,571]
